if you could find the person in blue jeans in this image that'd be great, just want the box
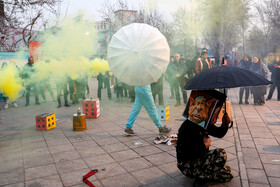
[123,85,171,135]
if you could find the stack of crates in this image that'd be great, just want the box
[82,98,100,119]
[157,106,170,121]
[36,113,56,130]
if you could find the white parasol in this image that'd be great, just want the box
[107,23,170,86]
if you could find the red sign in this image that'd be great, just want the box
[29,41,41,63]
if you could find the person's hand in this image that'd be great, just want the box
[176,74,180,77]
[222,112,231,126]
[203,136,211,149]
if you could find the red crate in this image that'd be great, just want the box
[82,98,100,118]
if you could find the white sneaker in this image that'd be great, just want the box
[13,103,18,108]
[4,104,8,109]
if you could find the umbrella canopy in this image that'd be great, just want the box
[184,65,272,90]
[107,23,170,86]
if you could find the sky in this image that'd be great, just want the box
[60,0,191,21]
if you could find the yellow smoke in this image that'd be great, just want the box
[0,64,22,102]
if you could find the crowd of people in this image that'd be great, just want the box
[1,49,279,110]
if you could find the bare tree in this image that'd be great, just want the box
[0,0,62,52]
[199,0,250,65]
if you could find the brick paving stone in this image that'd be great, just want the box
[0,159,23,173]
[249,183,270,187]
[268,177,280,187]
[55,158,89,174]
[119,157,152,172]
[72,140,99,149]
[142,177,183,187]
[253,138,279,146]
[243,148,263,169]
[172,174,194,186]
[99,173,140,186]
[2,182,25,187]
[247,169,269,184]
[76,146,106,157]
[0,168,24,186]
[133,145,163,156]
[25,164,58,180]
[60,168,97,186]
[101,142,130,153]
[84,153,115,168]
[25,175,63,187]
[131,167,171,185]
[144,152,176,166]
[95,162,127,179]
[110,149,140,162]
[24,153,54,168]
[157,161,181,177]
[263,164,280,177]
[48,144,75,154]
[259,153,280,164]
[52,150,81,163]
[45,138,71,147]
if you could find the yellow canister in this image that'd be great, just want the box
[73,114,87,131]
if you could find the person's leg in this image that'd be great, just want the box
[239,87,244,104]
[56,84,62,108]
[63,82,70,106]
[245,87,250,104]
[140,86,162,128]
[97,81,102,99]
[116,85,120,101]
[3,96,8,109]
[277,85,280,101]
[39,84,47,102]
[173,80,180,106]
[180,85,188,104]
[120,86,123,101]
[126,94,142,129]
[267,83,276,100]
[25,85,31,106]
[33,86,40,104]
[106,79,112,99]
[47,83,55,101]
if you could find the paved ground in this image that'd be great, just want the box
[1,78,280,187]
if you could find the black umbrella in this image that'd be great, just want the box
[184,65,272,90]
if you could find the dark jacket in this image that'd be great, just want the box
[239,59,251,70]
[176,119,228,162]
[21,63,34,80]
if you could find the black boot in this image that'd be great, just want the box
[65,100,70,107]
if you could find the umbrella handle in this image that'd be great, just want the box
[229,121,233,129]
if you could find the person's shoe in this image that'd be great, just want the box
[175,103,181,107]
[57,104,61,108]
[266,98,271,101]
[25,103,29,107]
[13,103,18,108]
[65,103,70,107]
[123,128,136,136]
[239,100,242,104]
[159,125,171,134]
[35,102,41,105]
[116,99,120,102]
[4,104,8,109]
[42,100,47,103]
[245,100,249,104]
[109,97,112,100]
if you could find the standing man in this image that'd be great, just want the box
[267,56,280,101]
[123,85,171,136]
[239,56,251,104]
[195,48,212,74]
[174,53,188,105]
[21,57,40,106]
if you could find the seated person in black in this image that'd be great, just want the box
[176,112,233,185]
